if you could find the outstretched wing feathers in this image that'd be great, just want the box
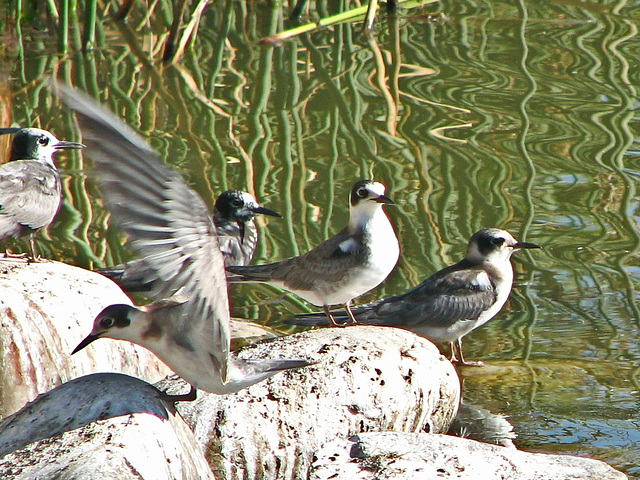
[54,83,231,382]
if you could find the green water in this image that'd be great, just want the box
[1,0,640,476]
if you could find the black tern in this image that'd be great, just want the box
[97,189,281,292]
[0,127,84,260]
[54,84,310,398]
[226,180,400,326]
[290,228,540,366]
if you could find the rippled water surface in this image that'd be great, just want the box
[1,0,640,476]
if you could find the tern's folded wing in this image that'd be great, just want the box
[0,162,61,231]
[375,265,498,328]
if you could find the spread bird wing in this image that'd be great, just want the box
[0,162,61,231]
[54,83,231,381]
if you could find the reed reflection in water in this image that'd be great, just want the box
[1,0,640,477]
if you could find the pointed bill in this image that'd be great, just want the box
[52,81,232,384]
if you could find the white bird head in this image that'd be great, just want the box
[348,180,394,229]
[1,127,85,167]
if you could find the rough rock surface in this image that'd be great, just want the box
[0,260,172,417]
[170,326,460,480]
[309,432,628,480]
[0,262,627,480]
[0,373,214,480]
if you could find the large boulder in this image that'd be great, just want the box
[165,326,461,480]
[0,260,172,417]
[309,432,627,480]
[0,326,460,480]
[0,373,213,480]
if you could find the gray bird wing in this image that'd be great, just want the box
[369,262,498,329]
[227,227,365,291]
[55,84,231,381]
[98,217,255,292]
[0,161,61,234]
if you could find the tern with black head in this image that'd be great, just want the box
[98,189,281,292]
[214,189,281,266]
[55,84,310,399]
[226,180,400,326]
[0,127,84,260]
[290,228,540,366]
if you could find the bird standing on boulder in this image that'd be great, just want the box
[290,228,540,366]
[226,180,400,327]
[0,127,84,260]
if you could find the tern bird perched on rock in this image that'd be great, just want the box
[0,127,84,260]
[289,228,540,366]
[226,180,400,327]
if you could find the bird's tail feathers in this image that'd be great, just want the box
[97,263,156,293]
[285,312,341,326]
[227,356,314,390]
[286,305,378,327]
[225,263,279,283]
[241,357,315,373]
[97,264,125,281]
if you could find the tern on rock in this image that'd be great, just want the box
[0,127,84,260]
[289,228,540,366]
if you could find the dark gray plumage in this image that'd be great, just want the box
[290,228,541,366]
[0,127,84,260]
[226,180,400,326]
[97,189,281,292]
[214,189,281,266]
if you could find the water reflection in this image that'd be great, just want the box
[1,0,640,477]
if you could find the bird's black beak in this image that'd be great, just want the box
[374,194,395,205]
[251,205,282,217]
[55,141,86,150]
[71,331,103,354]
[513,241,541,250]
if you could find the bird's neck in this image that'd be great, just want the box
[483,258,514,287]
[348,206,387,234]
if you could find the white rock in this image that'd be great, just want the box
[309,432,627,480]
[0,373,213,480]
[0,260,171,417]
[171,326,460,480]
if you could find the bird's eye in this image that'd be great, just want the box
[492,237,505,246]
[38,136,50,146]
[231,199,244,207]
[357,188,368,198]
[100,317,114,328]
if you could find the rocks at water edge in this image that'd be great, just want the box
[0,260,172,417]
[309,432,627,480]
